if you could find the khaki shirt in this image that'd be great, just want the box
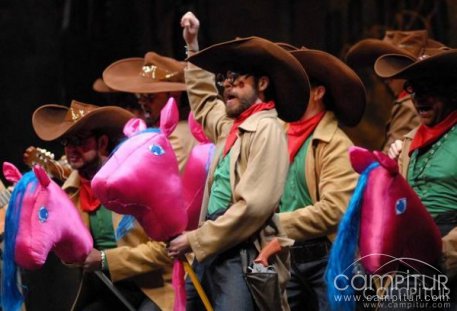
[279,112,358,241]
[169,120,198,172]
[63,171,174,311]
[185,64,293,310]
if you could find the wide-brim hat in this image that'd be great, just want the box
[346,30,444,68]
[93,78,115,93]
[290,48,366,126]
[103,52,187,94]
[187,36,310,122]
[32,100,134,141]
[374,47,456,80]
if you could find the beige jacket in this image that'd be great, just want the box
[382,95,420,153]
[185,64,293,310]
[63,171,174,311]
[279,112,358,241]
[169,120,198,172]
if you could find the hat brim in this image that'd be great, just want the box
[32,104,134,141]
[291,49,366,126]
[187,37,310,122]
[345,39,416,68]
[374,49,457,80]
[103,58,187,94]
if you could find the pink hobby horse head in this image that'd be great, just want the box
[326,147,442,311]
[91,97,187,242]
[181,112,215,230]
[1,162,92,311]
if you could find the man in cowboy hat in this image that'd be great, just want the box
[167,12,310,311]
[32,100,175,310]
[103,51,197,172]
[277,47,365,310]
[346,30,444,153]
[375,47,457,308]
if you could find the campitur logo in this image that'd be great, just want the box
[331,253,451,305]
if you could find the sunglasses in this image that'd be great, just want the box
[60,133,95,147]
[216,71,250,88]
[403,80,448,99]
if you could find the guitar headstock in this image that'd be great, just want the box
[23,146,72,182]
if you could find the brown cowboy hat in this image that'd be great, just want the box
[32,100,134,141]
[187,36,310,122]
[92,78,115,93]
[289,48,366,126]
[346,30,444,68]
[103,52,187,94]
[374,47,456,80]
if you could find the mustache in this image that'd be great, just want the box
[223,90,237,101]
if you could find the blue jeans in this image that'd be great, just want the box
[287,239,331,311]
[186,245,256,311]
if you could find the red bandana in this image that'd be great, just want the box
[397,90,409,101]
[223,101,275,156]
[79,177,101,212]
[409,110,457,155]
[287,111,325,162]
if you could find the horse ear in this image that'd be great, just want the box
[348,146,377,174]
[3,162,22,183]
[373,150,399,175]
[160,97,179,137]
[188,112,210,143]
[33,165,51,187]
[123,118,147,137]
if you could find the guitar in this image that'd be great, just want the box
[23,146,72,182]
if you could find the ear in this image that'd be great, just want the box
[3,162,22,183]
[313,85,326,101]
[188,112,210,143]
[97,134,109,155]
[160,97,179,137]
[257,76,270,92]
[33,165,51,187]
[373,150,399,175]
[123,118,147,137]
[348,146,377,174]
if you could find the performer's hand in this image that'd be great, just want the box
[181,11,200,53]
[167,233,191,258]
[387,139,403,160]
[83,248,102,272]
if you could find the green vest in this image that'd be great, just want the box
[207,154,232,216]
[279,136,313,212]
[407,125,457,216]
[89,205,117,250]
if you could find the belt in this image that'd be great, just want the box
[290,238,331,263]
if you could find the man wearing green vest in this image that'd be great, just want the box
[278,48,366,310]
[32,101,175,310]
[377,47,457,308]
[167,12,310,311]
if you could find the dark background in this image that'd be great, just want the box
[1,0,456,178]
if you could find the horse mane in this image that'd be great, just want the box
[1,171,37,311]
[326,162,379,311]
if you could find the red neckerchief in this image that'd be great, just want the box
[287,111,325,162]
[397,90,409,101]
[223,101,275,156]
[409,110,457,155]
[79,176,101,212]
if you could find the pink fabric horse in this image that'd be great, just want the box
[1,163,93,311]
[181,112,215,230]
[326,147,442,311]
[91,97,188,241]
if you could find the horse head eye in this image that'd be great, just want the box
[395,198,407,215]
[38,206,49,223]
[149,144,165,156]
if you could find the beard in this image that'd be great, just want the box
[224,90,257,118]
